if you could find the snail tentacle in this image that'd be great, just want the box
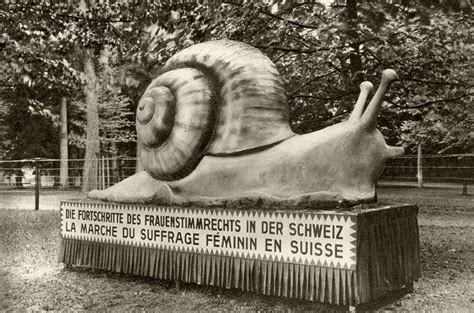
[361,69,398,129]
[349,81,374,122]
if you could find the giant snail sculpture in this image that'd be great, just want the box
[89,40,404,208]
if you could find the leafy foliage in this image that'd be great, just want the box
[210,1,473,152]
[69,75,135,154]
[400,104,473,154]
[0,2,140,159]
[0,99,59,159]
[0,1,472,160]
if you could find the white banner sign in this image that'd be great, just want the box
[61,202,357,269]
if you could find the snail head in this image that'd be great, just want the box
[311,69,406,185]
[348,69,404,160]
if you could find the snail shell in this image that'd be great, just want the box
[137,40,294,181]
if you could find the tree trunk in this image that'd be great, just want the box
[346,0,363,83]
[15,167,24,188]
[110,142,118,184]
[59,96,68,187]
[136,140,144,173]
[81,50,100,192]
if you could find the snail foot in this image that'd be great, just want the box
[87,171,171,204]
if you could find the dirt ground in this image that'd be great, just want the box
[0,183,473,311]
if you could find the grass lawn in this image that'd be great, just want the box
[1,185,473,311]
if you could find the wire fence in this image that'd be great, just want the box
[0,154,473,190]
[380,154,474,183]
[0,156,137,189]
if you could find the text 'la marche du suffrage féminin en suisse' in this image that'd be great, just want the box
[61,203,357,269]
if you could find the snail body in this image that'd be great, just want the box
[89,40,404,208]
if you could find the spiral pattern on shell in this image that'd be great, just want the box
[137,40,294,181]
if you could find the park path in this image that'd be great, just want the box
[0,189,85,211]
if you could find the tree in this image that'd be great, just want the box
[59,96,68,187]
[1,2,142,189]
[0,2,82,186]
[81,48,100,191]
[178,1,473,152]
[1,0,471,191]
[399,104,473,154]
[1,98,59,159]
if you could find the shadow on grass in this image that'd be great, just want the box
[62,266,351,311]
[63,266,417,312]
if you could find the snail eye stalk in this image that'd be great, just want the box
[360,69,398,129]
[349,81,374,123]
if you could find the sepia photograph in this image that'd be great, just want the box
[1,0,472,311]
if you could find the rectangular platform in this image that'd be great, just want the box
[59,201,420,306]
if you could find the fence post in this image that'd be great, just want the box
[101,155,106,190]
[34,157,41,210]
[417,143,423,188]
[106,156,110,188]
